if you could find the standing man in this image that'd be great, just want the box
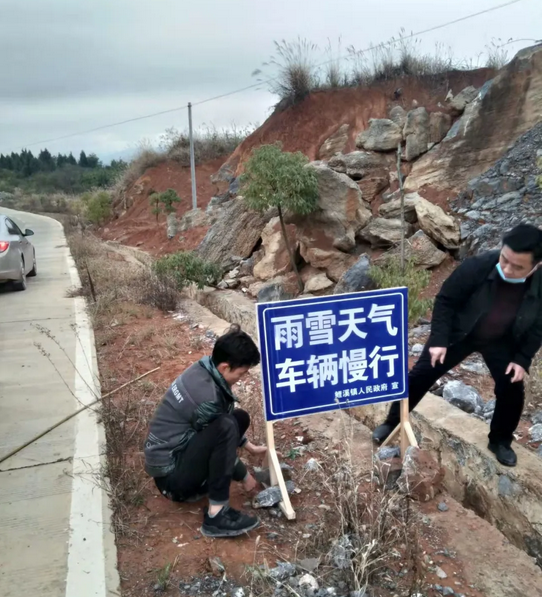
[144,325,267,537]
[373,224,542,467]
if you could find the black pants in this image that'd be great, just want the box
[386,338,524,446]
[155,409,250,505]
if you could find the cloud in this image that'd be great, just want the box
[0,0,539,158]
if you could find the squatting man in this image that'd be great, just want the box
[373,224,542,467]
[144,325,266,538]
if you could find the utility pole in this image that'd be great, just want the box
[188,102,197,211]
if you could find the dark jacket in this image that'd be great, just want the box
[429,250,542,371]
[144,356,246,477]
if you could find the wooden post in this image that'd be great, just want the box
[380,398,417,457]
[265,421,296,520]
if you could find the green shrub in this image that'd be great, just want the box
[83,191,112,225]
[154,251,221,290]
[370,257,433,324]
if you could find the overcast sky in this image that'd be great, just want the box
[0,0,540,162]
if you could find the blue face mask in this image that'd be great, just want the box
[496,262,528,284]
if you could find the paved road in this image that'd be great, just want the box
[0,208,118,596]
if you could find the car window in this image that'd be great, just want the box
[5,218,24,237]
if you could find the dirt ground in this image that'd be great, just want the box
[94,299,489,597]
[100,157,226,256]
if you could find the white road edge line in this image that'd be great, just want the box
[64,239,119,596]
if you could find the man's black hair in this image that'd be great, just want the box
[503,224,542,263]
[212,324,261,369]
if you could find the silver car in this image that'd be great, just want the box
[0,215,37,291]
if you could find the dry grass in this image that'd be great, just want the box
[160,124,254,167]
[111,144,165,210]
[67,233,179,323]
[303,413,424,595]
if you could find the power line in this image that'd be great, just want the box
[6,0,523,153]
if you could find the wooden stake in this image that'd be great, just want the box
[265,421,296,520]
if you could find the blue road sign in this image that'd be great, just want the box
[256,288,409,421]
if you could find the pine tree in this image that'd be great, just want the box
[79,150,89,168]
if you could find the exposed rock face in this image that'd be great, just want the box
[403,107,430,161]
[405,45,542,194]
[178,208,209,231]
[415,197,461,249]
[358,218,414,247]
[451,125,542,255]
[253,217,298,280]
[197,198,276,270]
[334,254,372,294]
[318,123,350,160]
[375,230,447,269]
[356,118,403,151]
[378,192,421,223]
[294,163,372,256]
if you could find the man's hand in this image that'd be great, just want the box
[429,347,447,367]
[242,473,258,493]
[506,362,526,383]
[245,441,268,458]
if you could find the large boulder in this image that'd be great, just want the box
[403,107,430,161]
[253,217,298,280]
[429,112,452,144]
[356,119,403,151]
[358,218,414,248]
[197,197,276,270]
[294,163,372,254]
[378,192,421,223]
[448,85,479,114]
[375,230,447,269]
[304,271,334,294]
[334,254,373,294]
[328,151,392,179]
[405,45,542,194]
[301,246,358,283]
[256,274,300,303]
[318,123,350,160]
[389,105,407,128]
[328,151,392,201]
[415,197,460,249]
[443,380,484,414]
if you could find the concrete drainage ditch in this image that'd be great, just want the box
[184,284,542,565]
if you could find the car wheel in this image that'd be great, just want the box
[28,251,37,277]
[12,258,27,291]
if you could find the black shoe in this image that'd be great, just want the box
[372,423,396,444]
[201,506,260,538]
[488,442,517,467]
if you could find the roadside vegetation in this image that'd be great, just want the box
[253,32,510,104]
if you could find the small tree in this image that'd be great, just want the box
[240,143,319,292]
[149,192,161,223]
[158,188,181,215]
[84,191,111,225]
